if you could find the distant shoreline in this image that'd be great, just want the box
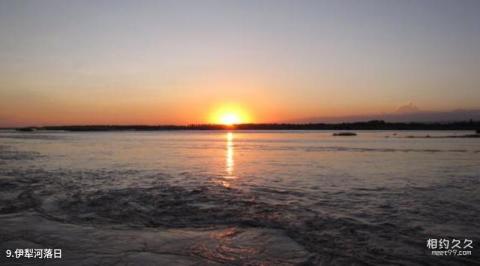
[10,120,480,132]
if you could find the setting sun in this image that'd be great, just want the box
[210,104,251,125]
[219,113,241,126]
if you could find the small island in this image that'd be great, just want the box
[333,132,357,136]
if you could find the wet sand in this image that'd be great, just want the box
[0,212,310,265]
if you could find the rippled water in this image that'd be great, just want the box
[0,130,479,265]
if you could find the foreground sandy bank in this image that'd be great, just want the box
[0,212,312,265]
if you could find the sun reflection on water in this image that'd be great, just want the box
[226,132,234,177]
[220,132,236,188]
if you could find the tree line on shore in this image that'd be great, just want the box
[15,120,480,132]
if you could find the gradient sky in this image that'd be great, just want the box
[1,0,480,126]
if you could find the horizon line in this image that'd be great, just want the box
[5,120,480,131]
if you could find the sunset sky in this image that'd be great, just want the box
[1,0,480,126]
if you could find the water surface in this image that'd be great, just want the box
[0,130,479,265]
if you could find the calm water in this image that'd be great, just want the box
[0,130,479,265]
